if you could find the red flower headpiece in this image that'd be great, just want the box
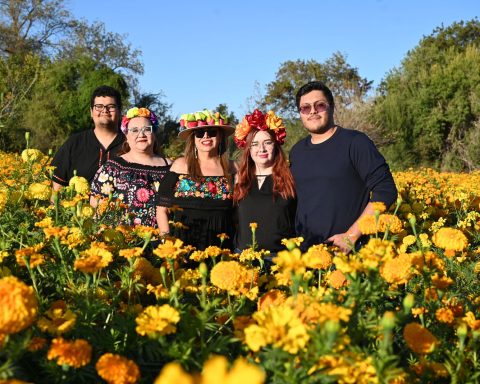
[234,109,287,149]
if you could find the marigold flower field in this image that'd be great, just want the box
[0,147,480,383]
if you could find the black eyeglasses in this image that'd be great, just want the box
[299,101,329,115]
[194,128,218,138]
[93,104,118,112]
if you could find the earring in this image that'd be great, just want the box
[195,147,198,159]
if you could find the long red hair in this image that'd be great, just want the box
[234,129,295,203]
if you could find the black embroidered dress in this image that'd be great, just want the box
[91,157,170,227]
[156,172,234,250]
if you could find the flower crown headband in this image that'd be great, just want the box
[121,107,159,134]
[234,109,287,149]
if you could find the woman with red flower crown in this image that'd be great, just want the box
[233,109,296,262]
[156,109,236,250]
[90,107,172,227]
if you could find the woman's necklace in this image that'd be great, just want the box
[256,174,269,189]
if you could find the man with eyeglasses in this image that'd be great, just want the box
[51,85,125,190]
[289,81,397,253]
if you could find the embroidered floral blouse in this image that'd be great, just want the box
[91,157,170,227]
[156,172,234,250]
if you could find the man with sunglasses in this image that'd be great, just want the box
[51,85,125,190]
[289,81,397,253]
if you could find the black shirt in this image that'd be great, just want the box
[235,175,297,253]
[51,129,125,186]
[289,127,397,249]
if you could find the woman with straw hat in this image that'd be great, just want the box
[156,109,236,250]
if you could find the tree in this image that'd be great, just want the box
[22,56,129,151]
[0,0,73,58]
[261,52,373,117]
[373,19,480,170]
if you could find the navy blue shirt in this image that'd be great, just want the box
[289,127,397,249]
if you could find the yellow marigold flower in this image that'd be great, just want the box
[371,201,387,213]
[357,238,397,269]
[146,283,169,300]
[43,226,69,240]
[435,307,454,325]
[133,257,162,285]
[418,233,431,248]
[189,250,207,262]
[135,304,180,338]
[0,250,9,263]
[286,294,352,327]
[153,362,194,384]
[26,182,51,201]
[273,248,305,275]
[210,260,258,298]
[81,205,95,218]
[244,304,310,354]
[74,245,113,273]
[217,233,229,241]
[34,216,54,228]
[37,300,76,335]
[402,235,416,246]
[431,273,453,290]
[61,227,86,249]
[47,337,92,368]
[380,253,413,285]
[303,244,332,270]
[238,248,267,263]
[358,215,378,235]
[403,323,439,354]
[27,336,47,352]
[119,247,143,259]
[15,243,45,268]
[21,148,43,162]
[257,289,286,312]
[202,355,266,384]
[0,276,38,334]
[432,227,468,252]
[153,238,187,260]
[96,353,141,384]
[327,269,348,289]
[204,246,223,258]
[68,176,90,195]
[281,237,304,248]
[249,222,258,231]
[378,214,403,233]
[463,311,480,330]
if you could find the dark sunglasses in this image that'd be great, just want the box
[299,101,329,115]
[194,128,218,138]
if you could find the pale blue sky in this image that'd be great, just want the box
[69,0,478,119]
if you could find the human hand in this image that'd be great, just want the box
[326,233,356,254]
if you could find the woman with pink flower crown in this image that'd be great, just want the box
[90,107,172,227]
[233,109,296,261]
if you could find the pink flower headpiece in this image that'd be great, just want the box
[234,109,287,149]
[121,107,159,134]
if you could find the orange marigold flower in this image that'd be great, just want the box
[378,214,403,234]
[96,353,140,384]
[431,273,453,290]
[358,215,378,235]
[0,276,38,334]
[37,300,76,335]
[153,238,187,260]
[435,307,454,325]
[15,243,45,268]
[463,311,480,330]
[74,244,113,273]
[27,336,47,352]
[257,289,286,312]
[210,260,258,299]
[303,244,332,270]
[380,253,413,285]
[135,304,180,338]
[119,247,143,259]
[47,337,92,368]
[327,269,348,289]
[403,323,439,354]
[432,227,468,252]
